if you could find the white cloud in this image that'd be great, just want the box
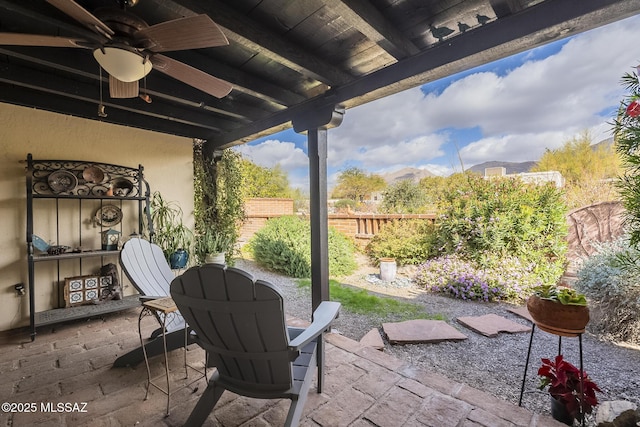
[234,139,308,171]
[243,14,640,184]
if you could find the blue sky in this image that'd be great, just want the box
[236,14,640,190]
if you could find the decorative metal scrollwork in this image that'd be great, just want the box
[29,159,146,198]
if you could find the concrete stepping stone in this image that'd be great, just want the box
[457,313,531,337]
[382,319,467,344]
[507,306,533,323]
[360,328,385,350]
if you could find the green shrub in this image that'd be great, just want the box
[575,237,640,343]
[366,220,435,266]
[414,253,541,303]
[250,215,357,278]
[434,174,567,285]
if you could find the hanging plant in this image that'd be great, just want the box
[193,141,245,265]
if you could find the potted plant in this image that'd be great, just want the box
[149,191,193,269]
[527,284,589,336]
[194,228,232,265]
[538,355,601,425]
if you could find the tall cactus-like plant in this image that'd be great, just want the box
[614,69,640,248]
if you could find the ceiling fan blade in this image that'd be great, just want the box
[135,15,228,53]
[109,75,139,98]
[45,0,114,38]
[0,33,87,48]
[151,54,232,98]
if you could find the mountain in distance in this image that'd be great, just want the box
[381,167,435,184]
[468,137,614,175]
[468,160,537,175]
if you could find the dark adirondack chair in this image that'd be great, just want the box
[113,237,193,367]
[170,264,341,427]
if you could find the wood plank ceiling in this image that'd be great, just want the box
[0,0,639,151]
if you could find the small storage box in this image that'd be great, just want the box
[63,275,112,307]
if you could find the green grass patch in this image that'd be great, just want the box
[297,279,444,321]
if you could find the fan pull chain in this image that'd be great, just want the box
[98,66,107,118]
[140,75,152,104]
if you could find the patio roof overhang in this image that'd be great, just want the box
[0,0,638,151]
[1,0,639,311]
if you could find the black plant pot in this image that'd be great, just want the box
[550,396,575,426]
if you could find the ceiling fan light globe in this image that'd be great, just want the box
[93,47,152,82]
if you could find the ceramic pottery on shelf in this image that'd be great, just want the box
[526,295,589,337]
[170,249,189,269]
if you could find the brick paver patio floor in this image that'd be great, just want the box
[0,308,566,426]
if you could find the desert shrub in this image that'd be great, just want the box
[575,237,640,343]
[250,215,357,278]
[365,219,436,266]
[414,253,541,303]
[433,174,567,285]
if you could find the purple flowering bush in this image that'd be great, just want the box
[414,253,541,302]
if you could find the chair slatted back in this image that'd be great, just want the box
[120,237,183,331]
[120,238,174,296]
[171,265,294,392]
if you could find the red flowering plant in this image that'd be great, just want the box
[538,355,601,420]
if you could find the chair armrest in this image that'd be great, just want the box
[139,295,165,301]
[288,301,341,349]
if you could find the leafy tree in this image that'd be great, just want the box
[241,160,292,198]
[531,131,621,209]
[331,167,386,202]
[379,180,428,213]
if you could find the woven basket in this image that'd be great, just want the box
[526,296,589,337]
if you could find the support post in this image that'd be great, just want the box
[307,128,329,312]
[293,106,344,313]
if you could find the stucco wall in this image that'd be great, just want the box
[0,103,194,333]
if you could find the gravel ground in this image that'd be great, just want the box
[234,258,640,425]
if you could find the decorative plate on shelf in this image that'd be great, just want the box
[82,166,104,184]
[112,178,134,196]
[48,170,78,193]
[95,205,123,227]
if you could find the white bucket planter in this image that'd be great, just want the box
[379,257,397,282]
[205,252,226,264]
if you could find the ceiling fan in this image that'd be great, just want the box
[0,0,233,100]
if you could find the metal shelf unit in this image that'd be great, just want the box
[25,154,153,341]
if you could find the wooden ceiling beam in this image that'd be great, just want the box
[168,0,354,86]
[0,83,214,138]
[326,0,420,59]
[0,47,273,122]
[0,58,245,133]
[207,0,640,148]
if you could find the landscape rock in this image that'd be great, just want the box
[596,400,640,427]
[360,328,385,350]
[457,313,531,337]
[382,319,467,344]
[507,306,534,323]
